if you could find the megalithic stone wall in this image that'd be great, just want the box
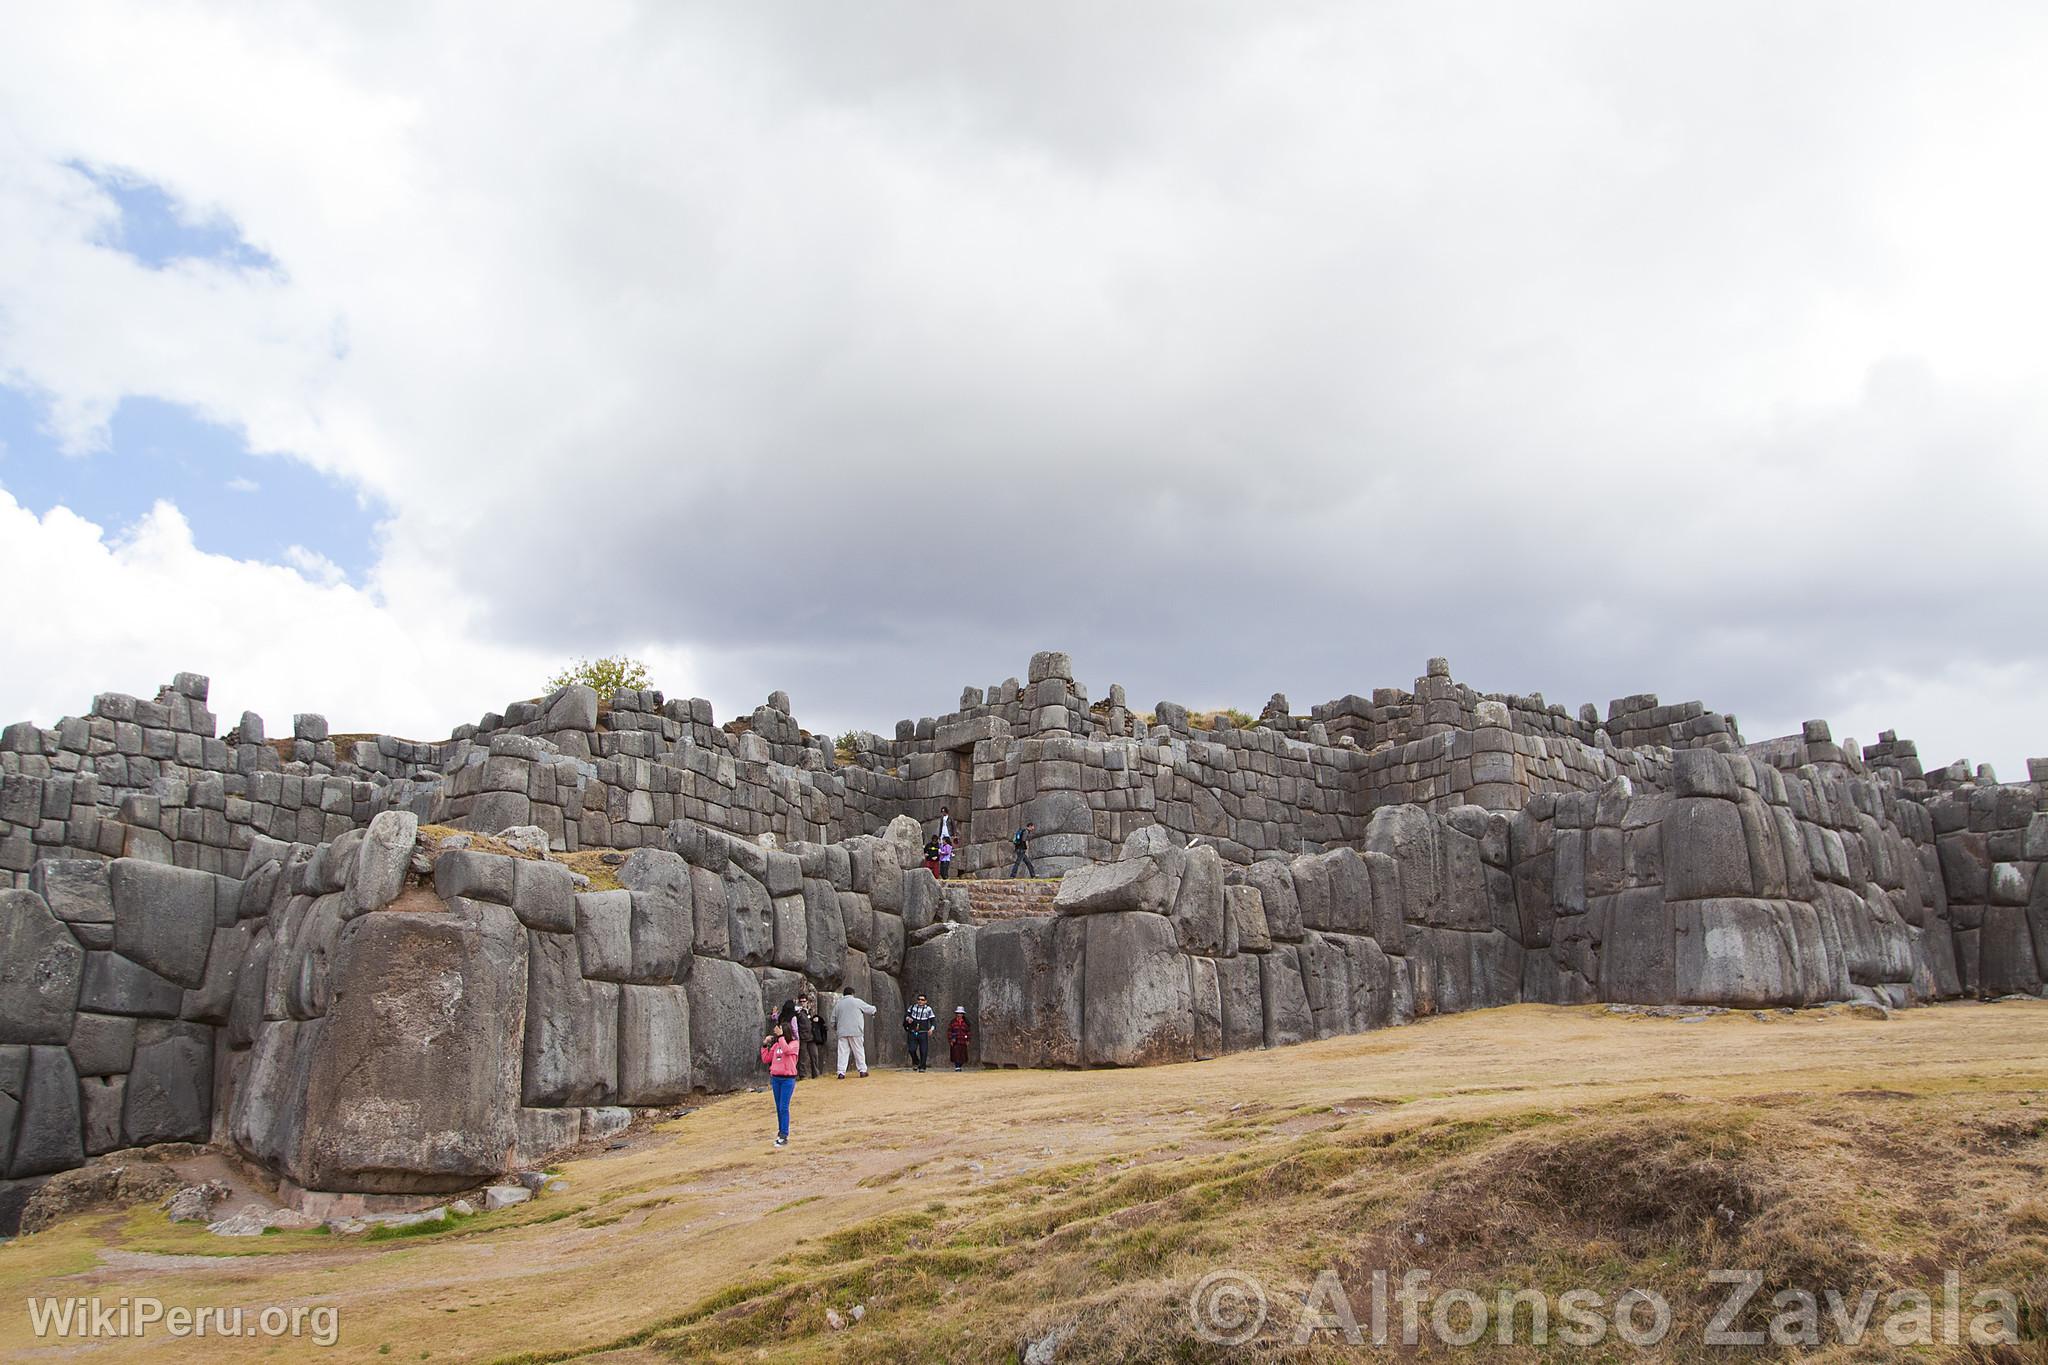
[3,655,2046,1232]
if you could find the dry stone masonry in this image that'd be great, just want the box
[2,653,2043,1230]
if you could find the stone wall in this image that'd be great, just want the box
[3,654,2044,1230]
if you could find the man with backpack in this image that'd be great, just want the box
[1009,821,1038,878]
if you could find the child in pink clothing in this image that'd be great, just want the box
[761,1000,801,1147]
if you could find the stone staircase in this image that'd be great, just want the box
[961,876,1063,922]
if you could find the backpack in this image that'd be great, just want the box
[1013,827,1027,850]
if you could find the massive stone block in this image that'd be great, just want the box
[523,929,619,1107]
[690,866,730,959]
[769,894,809,972]
[77,950,182,1018]
[108,860,218,989]
[1170,844,1227,955]
[803,878,848,985]
[1408,926,1519,1016]
[1,890,83,1045]
[685,956,763,1094]
[122,1020,213,1146]
[1662,798,1756,901]
[1242,859,1303,943]
[30,859,113,925]
[1259,948,1314,1048]
[617,984,692,1104]
[1082,912,1193,1066]
[975,917,1083,1068]
[1189,955,1222,1059]
[1055,857,1172,916]
[1593,887,1676,1004]
[349,809,418,915]
[7,1046,82,1178]
[1671,898,1802,1006]
[1215,953,1265,1052]
[296,901,527,1192]
[723,869,775,967]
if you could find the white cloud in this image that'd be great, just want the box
[0,487,570,739]
[0,3,2042,772]
[225,475,258,492]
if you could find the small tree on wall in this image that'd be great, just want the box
[547,655,652,696]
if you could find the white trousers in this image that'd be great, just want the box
[836,1033,868,1076]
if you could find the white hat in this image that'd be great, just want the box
[954,1005,966,1013]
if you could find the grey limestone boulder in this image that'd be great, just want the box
[617,984,692,1104]
[1,890,83,1044]
[1081,911,1193,1066]
[685,956,763,1093]
[296,901,527,1192]
[1259,946,1313,1047]
[1215,953,1265,1052]
[349,810,418,915]
[1055,857,1172,916]
[109,861,216,989]
[523,929,618,1107]
[122,1020,213,1146]
[904,925,980,1064]
[975,917,1083,1068]
[7,1046,83,1177]
[1170,845,1227,956]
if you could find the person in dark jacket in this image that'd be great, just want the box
[1008,822,1038,877]
[947,1006,972,1070]
[904,994,937,1071]
[795,994,826,1079]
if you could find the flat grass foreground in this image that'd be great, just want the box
[4,1000,2046,1363]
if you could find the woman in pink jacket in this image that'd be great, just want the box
[761,999,802,1148]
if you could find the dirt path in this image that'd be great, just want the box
[2,1000,2044,1362]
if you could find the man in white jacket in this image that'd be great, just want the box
[832,992,876,1078]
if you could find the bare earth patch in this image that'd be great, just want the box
[3,1000,2045,1363]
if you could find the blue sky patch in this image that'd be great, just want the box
[0,385,382,579]
[74,162,278,273]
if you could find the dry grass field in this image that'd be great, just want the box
[5,999,2046,1363]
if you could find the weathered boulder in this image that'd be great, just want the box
[574,890,634,982]
[975,917,1083,1068]
[349,810,418,915]
[1189,955,1222,1059]
[1593,887,1676,1003]
[513,857,578,933]
[803,879,847,985]
[1259,949,1314,1048]
[1215,953,1265,1052]
[1,890,82,1044]
[67,1012,137,1076]
[295,901,527,1192]
[685,956,763,1093]
[1662,798,1757,901]
[7,1046,83,1178]
[904,925,980,1064]
[617,984,692,1104]
[523,929,618,1107]
[1081,912,1193,1066]
[723,869,775,967]
[1170,844,1228,955]
[29,860,113,925]
[1241,860,1303,942]
[77,950,182,1018]
[122,1020,213,1146]
[1055,857,1172,916]
[108,861,218,989]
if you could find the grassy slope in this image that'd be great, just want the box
[3,1001,2045,1363]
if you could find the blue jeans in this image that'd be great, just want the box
[770,1075,795,1139]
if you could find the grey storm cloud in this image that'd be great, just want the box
[1,2,2043,771]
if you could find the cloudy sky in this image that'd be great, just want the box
[1,2,2044,773]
